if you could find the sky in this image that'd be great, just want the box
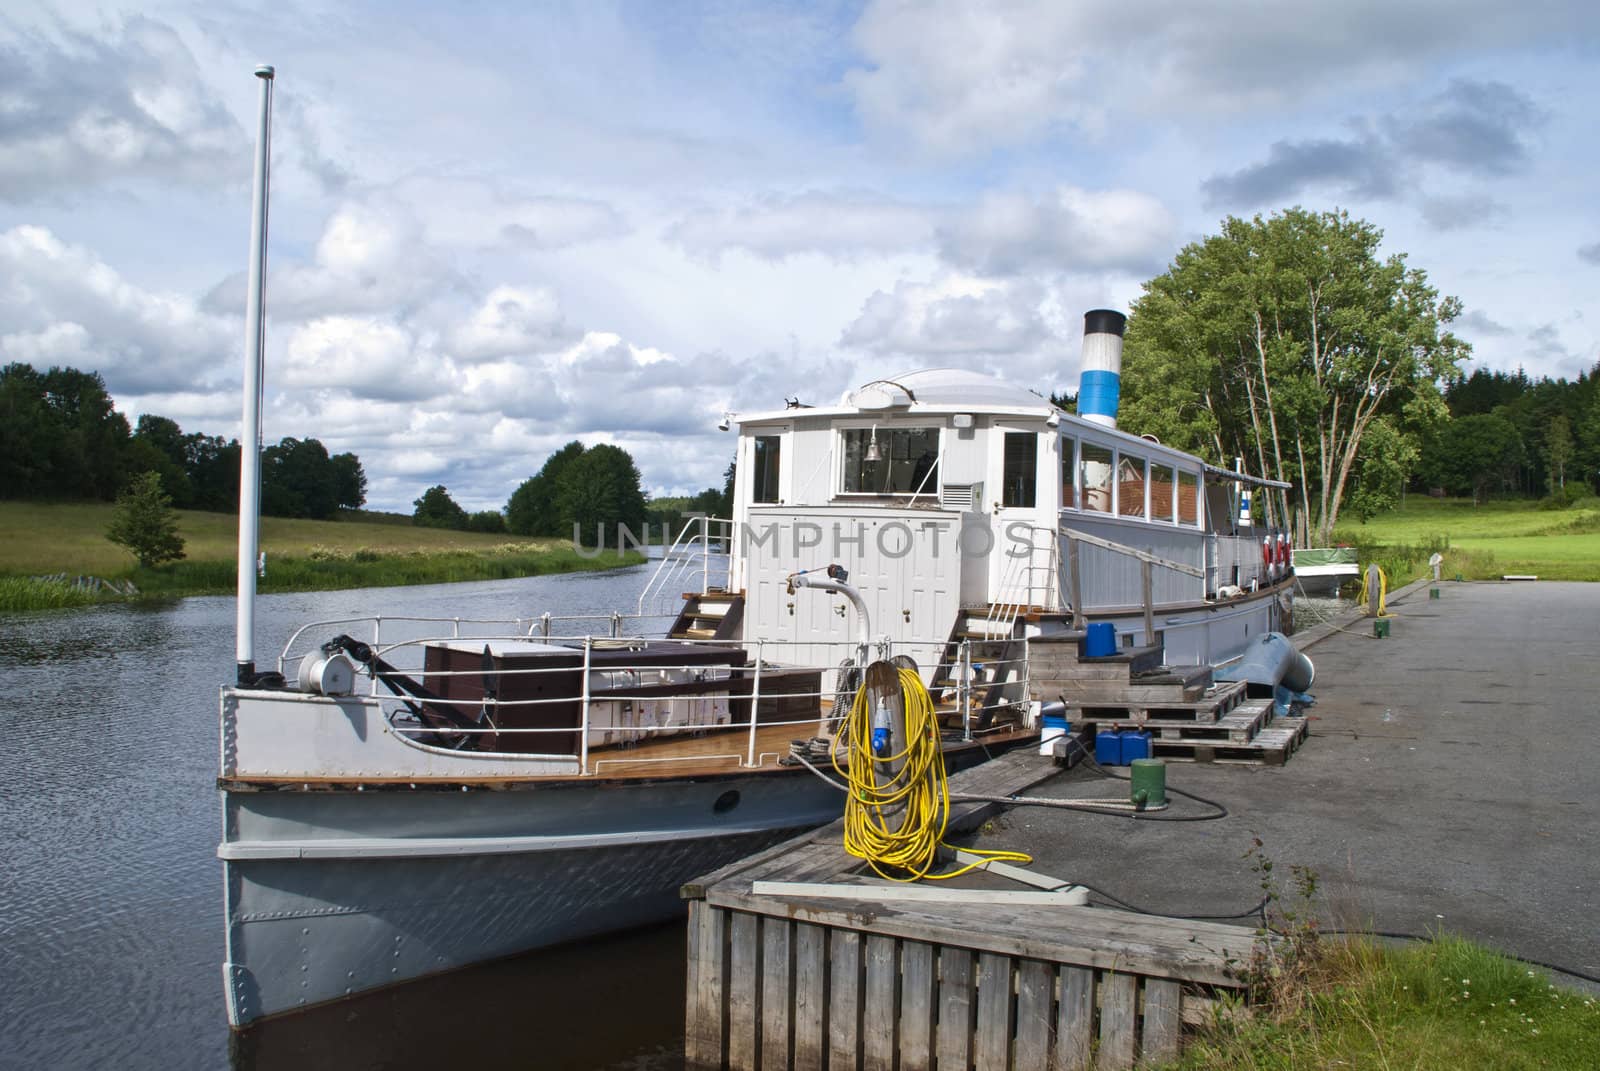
[2,1,1597,512]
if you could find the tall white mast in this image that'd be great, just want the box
[236,64,274,685]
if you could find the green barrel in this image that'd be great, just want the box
[1129,758,1167,807]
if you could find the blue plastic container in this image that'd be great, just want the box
[1083,622,1117,658]
[1095,729,1122,765]
[1119,729,1152,763]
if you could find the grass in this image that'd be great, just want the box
[1332,494,1600,583]
[1173,935,1600,1070]
[0,501,643,606]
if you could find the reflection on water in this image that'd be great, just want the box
[0,562,689,1071]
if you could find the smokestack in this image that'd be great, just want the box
[1078,309,1127,429]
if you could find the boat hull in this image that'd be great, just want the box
[221,771,839,1026]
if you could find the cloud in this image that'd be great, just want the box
[391,178,628,250]
[668,191,933,260]
[1202,79,1546,210]
[844,2,1093,155]
[0,17,243,201]
[450,285,576,361]
[1579,242,1600,266]
[1381,80,1542,177]
[1419,193,1507,231]
[840,276,1052,358]
[0,225,233,394]
[937,187,1175,276]
[282,316,453,402]
[1203,134,1398,209]
[1458,309,1513,337]
[839,1,1597,153]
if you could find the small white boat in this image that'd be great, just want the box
[1292,546,1360,595]
[218,69,1297,1027]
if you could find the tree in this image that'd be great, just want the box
[413,485,468,529]
[106,471,186,567]
[1345,417,1418,522]
[466,509,507,533]
[330,452,367,511]
[556,444,647,542]
[1121,208,1468,544]
[131,415,193,505]
[1545,413,1573,492]
[505,441,586,536]
[1423,413,1524,504]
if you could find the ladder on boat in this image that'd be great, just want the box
[667,591,745,641]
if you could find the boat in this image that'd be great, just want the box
[1292,546,1360,595]
[218,69,1297,1027]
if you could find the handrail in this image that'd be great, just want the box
[635,515,735,618]
[1057,526,1205,578]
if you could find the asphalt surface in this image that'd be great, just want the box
[961,579,1600,987]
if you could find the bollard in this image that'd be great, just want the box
[1429,587,1440,600]
[1374,618,1391,638]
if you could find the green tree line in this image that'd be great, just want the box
[0,362,367,518]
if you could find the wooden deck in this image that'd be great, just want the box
[682,749,1264,1070]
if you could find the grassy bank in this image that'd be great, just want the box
[1331,495,1600,584]
[0,502,643,609]
[1174,934,1600,1070]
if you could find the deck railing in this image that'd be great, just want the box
[636,515,735,618]
[275,626,1029,775]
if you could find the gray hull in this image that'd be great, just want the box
[222,771,841,1025]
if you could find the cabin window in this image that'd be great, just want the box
[840,426,940,495]
[1178,470,1200,525]
[1117,453,1147,518]
[1002,432,1037,508]
[1059,436,1078,510]
[751,436,781,504]
[1080,443,1113,513]
[1150,464,1177,523]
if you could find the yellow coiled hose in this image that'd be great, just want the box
[831,666,1031,881]
[1355,564,1390,617]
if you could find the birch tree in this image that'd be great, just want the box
[1119,208,1467,544]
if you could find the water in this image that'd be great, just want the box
[0,562,688,1070]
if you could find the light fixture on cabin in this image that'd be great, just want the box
[717,413,731,432]
[1046,411,1061,428]
[864,426,882,463]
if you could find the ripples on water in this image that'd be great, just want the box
[1,564,688,1071]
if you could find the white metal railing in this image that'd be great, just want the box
[279,627,1030,774]
[986,523,1060,636]
[635,515,735,619]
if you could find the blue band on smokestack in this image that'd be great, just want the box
[1079,370,1120,419]
[1079,308,1127,428]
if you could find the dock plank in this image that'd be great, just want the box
[936,948,974,1071]
[1014,959,1054,1071]
[761,917,793,1071]
[1056,964,1094,1070]
[899,941,936,1069]
[728,911,760,1070]
[863,935,898,1071]
[828,929,862,1069]
[685,901,725,1069]
[975,952,1012,1070]
[1097,973,1137,1070]
[1140,978,1182,1067]
[792,922,826,1071]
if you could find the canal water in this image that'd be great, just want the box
[0,562,687,1070]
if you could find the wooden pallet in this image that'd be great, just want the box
[1070,680,1249,726]
[1148,699,1272,742]
[1151,715,1308,766]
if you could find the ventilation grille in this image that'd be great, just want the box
[941,482,981,510]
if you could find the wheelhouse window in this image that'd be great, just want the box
[1080,443,1113,513]
[1150,463,1177,523]
[1117,453,1147,518]
[751,435,781,504]
[1002,432,1037,508]
[1178,470,1200,526]
[1059,436,1078,510]
[840,426,940,495]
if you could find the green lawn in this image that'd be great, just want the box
[1333,496,1600,582]
[0,502,643,608]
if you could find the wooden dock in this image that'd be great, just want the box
[682,749,1264,1070]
